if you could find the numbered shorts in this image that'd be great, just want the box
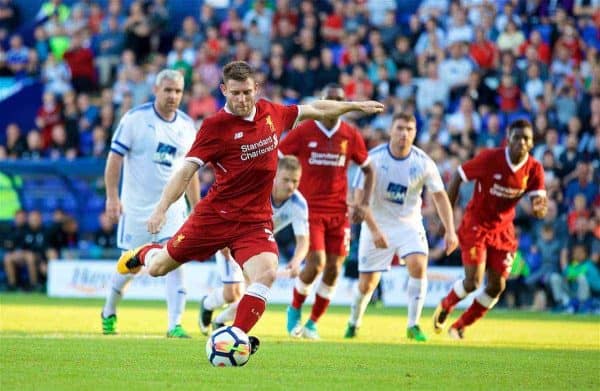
[117,205,188,250]
[458,222,516,279]
[358,221,428,273]
[166,204,278,267]
[309,213,350,256]
[215,251,244,283]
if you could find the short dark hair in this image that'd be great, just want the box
[508,119,533,135]
[222,61,255,83]
[392,112,416,124]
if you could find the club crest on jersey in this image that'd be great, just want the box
[234,131,244,139]
[308,141,318,148]
[340,139,348,154]
[266,115,275,132]
[522,175,529,188]
[385,182,407,204]
[153,142,177,167]
[173,234,185,247]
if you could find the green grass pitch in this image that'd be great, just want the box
[1,294,598,390]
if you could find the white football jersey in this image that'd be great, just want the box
[272,190,309,236]
[353,144,444,225]
[110,102,197,217]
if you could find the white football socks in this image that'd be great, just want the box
[407,277,427,328]
[203,286,227,311]
[165,267,186,331]
[348,284,373,328]
[102,272,132,318]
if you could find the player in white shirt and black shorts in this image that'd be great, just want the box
[198,155,310,333]
[101,69,199,338]
[345,113,458,342]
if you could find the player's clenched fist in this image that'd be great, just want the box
[444,230,459,255]
[105,198,122,223]
[532,196,548,218]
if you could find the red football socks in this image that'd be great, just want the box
[233,294,266,333]
[442,289,462,313]
[309,294,330,322]
[452,300,488,329]
[291,288,307,310]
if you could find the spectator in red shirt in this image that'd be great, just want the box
[272,0,298,36]
[63,33,96,93]
[35,91,63,148]
[470,27,499,72]
[497,74,521,113]
[519,30,552,65]
[187,82,218,121]
[321,0,344,44]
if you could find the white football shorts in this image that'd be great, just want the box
[215,251,244,283]
[116,204,188,250]
[358,220,429,272]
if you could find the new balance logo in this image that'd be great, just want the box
[494,174,502,180]
[308,141,317,148]
[234,132,244,139]
[264,228,275,242]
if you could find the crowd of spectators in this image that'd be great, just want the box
[0,0,598,311]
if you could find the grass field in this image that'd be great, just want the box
[1,294,598,390]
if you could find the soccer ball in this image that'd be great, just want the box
[206,326,251,367]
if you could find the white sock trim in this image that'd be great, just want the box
[246,283,270,302]
[295,278,312,296]
[476,291,499,309]
[316,281,336,299]
[453,279,467,299]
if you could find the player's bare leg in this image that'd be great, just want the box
[287,250,324,336]
[405,254,428,342]
[434,261,485,333]
[346,271,381,338]
[449,266,505,339]
[233,252,278,354]
[302,253,345,339]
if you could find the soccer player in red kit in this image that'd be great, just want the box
[280,84,375,339]
[433,119,547,339]
[115,61,384,354]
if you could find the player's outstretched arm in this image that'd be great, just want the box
[104,151,124,223]
[298,99,384,122]
[350,163,375,224]
[286,235,309,277]
[431,191,458,255]
[147,161,200,234]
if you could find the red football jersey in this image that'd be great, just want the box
[459,147,546,231]
[279,119,369,216]
[186,99,298,222]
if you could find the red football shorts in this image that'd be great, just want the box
[166,205,278,267]
[457,217,516,279]
[308,213,350,256]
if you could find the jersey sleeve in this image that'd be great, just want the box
[351,165,365,190]
[424,156,445,193]
[458,149,492,182]
[110,112,135,156]
[291,203,309,237]
[351,127,369,166]
[269,101,299,136]
[185,121,219,166]
[525,160,546,198]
